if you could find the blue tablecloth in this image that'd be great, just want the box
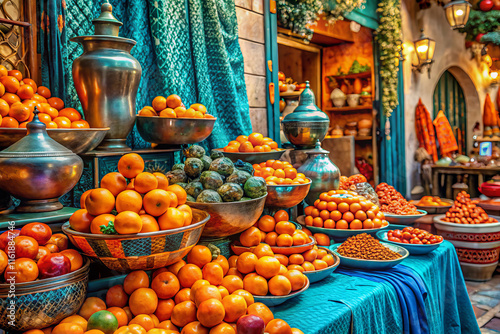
[271,241,480,334]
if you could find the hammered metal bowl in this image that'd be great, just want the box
[63,209,209,272]
[265,180,311,208]
[0,259,90,331]
[136,116,215,145]
[0,127,109,154]
[187,194,267,238]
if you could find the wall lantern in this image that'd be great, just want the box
[444,0,471,30]
[412,29,436,75]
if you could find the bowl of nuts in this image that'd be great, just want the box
[330,233,409,270]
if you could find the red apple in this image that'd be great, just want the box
[480,0,494,11]
[13,236,39,259]
[237,315,266,334]
[37,253,71,279]
[20,222,52,245]
[0,229,20,251]
[476,33,486,43]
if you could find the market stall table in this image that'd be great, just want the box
[271,241,478,334]
[431,165,500,198]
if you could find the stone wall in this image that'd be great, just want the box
[235,0,268,135]
[401,0,498,196]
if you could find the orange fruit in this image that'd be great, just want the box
[312,259,328,270]
[69,208,94,233]
[85,188,115,216]
[123,270,150,295]
[284,270,306,291]
[158,207,185,230]
[1,115,18,127]
[129,288,158,316]
[248,133,264,146]
[139,214,160,232]
[17,84,34,100]
[255,256,280,279]
[197,298,225,328]
[239,227,261,247]
[105,307,128,328]
[247,302,274,326]
[31,93,47,103]
[266,319,292,334]
[106,284,128,308]
[118,153,145,179]
[228,255,238,268]
[209,323,235,334]
[52,323,84,334]
[212,255,230,276]
[167,259,186,275]
[226,267,243,279]
[275,221,295,235]
[90,214,115,234]
[155,298,175,322]
[174,106,187,117]
[191,279,210,298]
[71,119,90,128]
[243,273,268,296]
[158,320,178,331]
[165,191,178,208]
[0,65,7,77]
[235,135,248,143]
[291,329,304,334]
[175,288,192,304]
[232,289,254,306]
[129,314,155,331]
[181,321,209,334]
[2,92,20,105]
[100,172,128,197]
[0,76,19,93]
[166,95,182,108]
[221,275,244,294]
[114,211,142,234]
[135,172,158,194]
[115,190,142,213]
[53,116,71,128]
[152,96,167,111]
[158,108,176,118]
[218,285,229,299]
[202,262,224,285]
[224,145,239,153]
[253,243,274,258]
[178,264,203,288]
[48,97,64,110]
[4,258,38,282]
[79,297,106,320]
[302,249,318,262]
[236,252,258,274]
[0,98,9,116]
[289,254,304,265]
[57,107,82,121]
[154,172,169,190]
[268,275,292,296]
[265,232,278,246]
[171,300,197,327]
[287,264,304,272]
[194,284,222,307]
[313,233,330,246]
[301,261,315,272]
[60,249,83,271]
[274,210,289,222]
[274,254,289,266]
[143,189,170,216]
[222,294,247,323]
[276,234,293,247]
[59,314,88,331]
[22,78,37,90]
[190,103,207,113]
[165,184,186,205]
[151,271,180,299]
[239,141,254,152]
[8,69,22,81]
[257,215,276,232]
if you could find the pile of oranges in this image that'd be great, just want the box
[304,190,388,230]
[42,245,302,334]
[0,222,83,284]
[138,94,215,119]
[272,247,336,273]
[240,210,311,247]
[222,133,280,153]
[253,159,309,185]
[0,66,88,129]
[69,153,192,235]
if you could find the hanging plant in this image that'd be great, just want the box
[375,0,401,118]
[458,10,500,42]
[323,0,366,24]
[276,0,323,40]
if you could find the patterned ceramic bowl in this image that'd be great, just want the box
[0,259,90,331]
[302,247,340,283]
[63,209,210,272]
[253,277,310,307]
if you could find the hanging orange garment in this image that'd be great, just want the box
[485,93,495,127]
[433,110,458,157]
[415,99,438,162]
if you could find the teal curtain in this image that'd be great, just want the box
[38,0,251,149]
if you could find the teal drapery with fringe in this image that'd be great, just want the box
[38,0,252,149]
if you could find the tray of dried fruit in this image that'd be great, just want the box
[376,227,443,255]
[376,183,427,224]
[215,133,286,164]
[409,196,453,214]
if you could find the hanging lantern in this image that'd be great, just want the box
[444,0,471,30]
[412,29,435,75]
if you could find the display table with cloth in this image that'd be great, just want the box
[271,241,479,334]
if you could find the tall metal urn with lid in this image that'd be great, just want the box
[298,140,340,205]
[71,2,142,151]
[0,110,83,212]
[282,81,330,149]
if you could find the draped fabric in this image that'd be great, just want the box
[38,0,252,149]
[415,99,438,162]
[433,110,458,157]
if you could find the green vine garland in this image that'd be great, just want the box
[276,0,323,40]
[323,0,365,24]
[375,0,401,118]
[458,10,500,41]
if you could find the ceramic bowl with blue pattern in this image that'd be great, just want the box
[62,209,209,273]
[382,210,427,225]
[330,242,409,270]
[375,230,442,255]
[253,276,310,307]
[303,247,340,283]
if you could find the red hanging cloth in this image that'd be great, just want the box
[415,99,438,162]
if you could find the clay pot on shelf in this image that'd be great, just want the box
[344,122,357,136]
[330,88,346,108]
[347,94,360,107]
[330,126,344,138]
[358,119,373,130]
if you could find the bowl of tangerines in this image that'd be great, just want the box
[0,67,109,153]
[254,159,311,209]
[136,94,216,146]
[0,222,90,331]
[216,133,286,164]
[297,190,389,241]
[62,153,210,273]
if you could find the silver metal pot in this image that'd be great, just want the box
[71,3,142,151]
[0,110,83,212]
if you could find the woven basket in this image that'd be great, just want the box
[0,259,90,331]
[63,209,210,272]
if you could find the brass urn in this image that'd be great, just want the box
[71,2,142,151]
[0,110,83,212]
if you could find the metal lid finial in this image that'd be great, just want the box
[93,2,123,36]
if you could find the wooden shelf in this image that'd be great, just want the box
[355,136,373,141]
[277,26,353,47]
[475,137,500,142]
[329,72,371,80]
[280,90,303,98]
[324,106,373,113]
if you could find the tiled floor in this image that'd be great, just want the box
[466,275,500,333]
